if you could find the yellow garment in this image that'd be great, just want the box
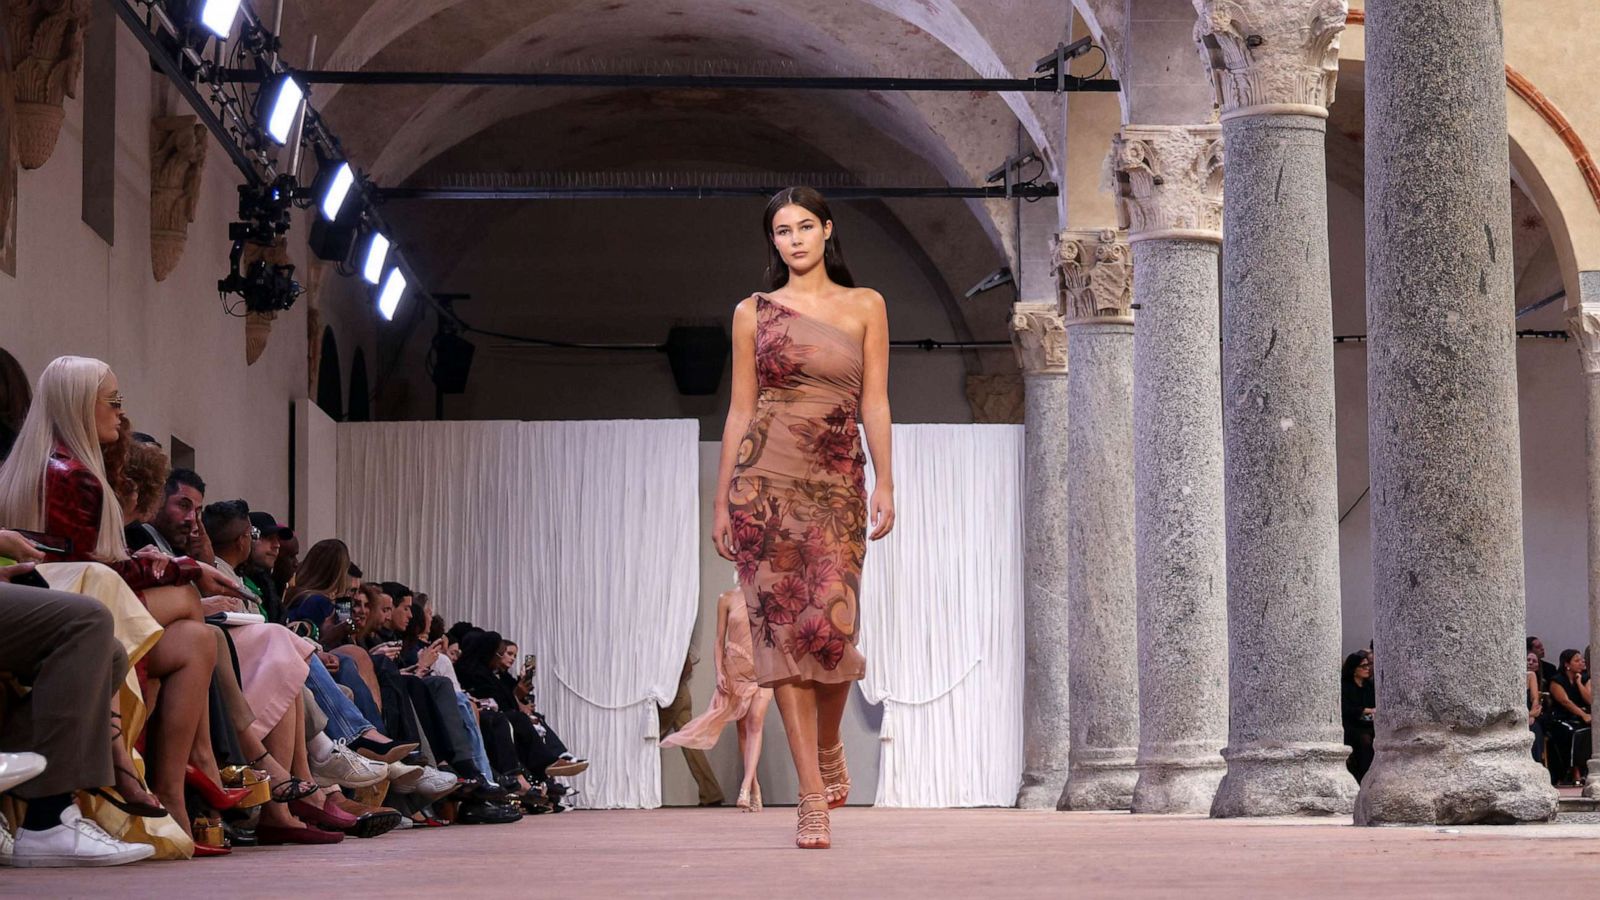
[36,561,193,860]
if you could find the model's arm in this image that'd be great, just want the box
[859,290,895,540]
[711,299,759,561]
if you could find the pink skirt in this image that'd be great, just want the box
[230,623,316,742]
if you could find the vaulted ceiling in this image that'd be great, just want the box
[273,0,1081,363]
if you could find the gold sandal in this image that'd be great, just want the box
[752,780,763,812]
[795,792,830,850]
[819,743,850,809]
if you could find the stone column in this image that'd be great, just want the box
[1353,0,1556,825]
[1570,289,1600,798]
[1057,228,1140,810]
[1011,302,1072,808]
[1114,124,1231,814]
[1193,0,1355,818]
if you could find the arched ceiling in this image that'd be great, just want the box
[269,0,1078,372]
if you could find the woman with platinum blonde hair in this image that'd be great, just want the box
[0,355,246,854]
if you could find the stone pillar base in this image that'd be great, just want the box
[1131,752,1225,815]
[1353,726,1556,825]
[1062,753,1139,811]
[1016,770,1069,810]
[1210,742,1355,817]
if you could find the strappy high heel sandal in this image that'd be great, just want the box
[248,752,318,805]
[819,742,850,809]
[795,793,830,850]
[93,712,168,818]
[752,780,763,812]
[736,786,753,811]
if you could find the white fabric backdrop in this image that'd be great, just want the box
[337,420,700,809]
[858,424,1026,807]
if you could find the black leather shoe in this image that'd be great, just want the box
[456,800,523,825]
[346,735,420,764]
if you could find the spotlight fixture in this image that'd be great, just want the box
[377,268,407,321]
[262,74,304,145]
[361,232,391,285]
[964,267,1014,299]
[198,0,242,38]
[308,159,362,262]
[319,162,355,221]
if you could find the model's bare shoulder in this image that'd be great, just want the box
[846,286,885,309]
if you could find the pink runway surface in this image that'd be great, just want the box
[6,807,1600,898]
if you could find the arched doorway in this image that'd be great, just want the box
[0,347,28,460]
[348,347,371,422]
[317,327,344,421]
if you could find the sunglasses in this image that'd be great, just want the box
[105,392,125,411]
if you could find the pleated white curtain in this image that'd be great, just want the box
[337,420,700,809]
[858,424,1026,807]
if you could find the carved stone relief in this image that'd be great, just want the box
[150,114,206,281]
[1011,301,1069,376]
[1055,228,1132,321]
[965,373,1025,425]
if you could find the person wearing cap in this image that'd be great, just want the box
[242,510,286,624]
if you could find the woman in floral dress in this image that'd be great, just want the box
[711,187,895,850]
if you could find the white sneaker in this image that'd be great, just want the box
[385,761,425,791]
[394,766,457,799]
[0,752,47,795]
[1,810,14,867]
[9,805,155,868]
[311,740,388,789]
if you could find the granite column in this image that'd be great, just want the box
[1194,0,1356,817]
[1354,0,1557,825]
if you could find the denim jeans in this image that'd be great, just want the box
[305,654,375,742]
[329,654,384,726]
[456,690,494,779]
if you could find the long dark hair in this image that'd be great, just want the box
[1341,651,1370,685]
[285,538,351,611]
[762,186,855,291]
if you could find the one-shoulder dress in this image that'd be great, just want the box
[728,293,868,687]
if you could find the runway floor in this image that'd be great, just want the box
[7,806,1600,897]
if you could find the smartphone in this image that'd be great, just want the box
[333,598,353,624]
[523,653,537,676]
[12,528,68,556]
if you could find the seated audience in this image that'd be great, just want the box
[1529,650,1549,764]
[1340,651,1375,784]
[1548,648,1592,786]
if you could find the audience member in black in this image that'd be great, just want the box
[1529,650,1549,764]
[458,631,585,800]
[272,530,302,598]
[1529,636,1560,687]
[240,511,286,623]
[1548,648,1592,785]
[1340,651,1376,784]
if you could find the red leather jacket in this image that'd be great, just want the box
[44,444,201,593]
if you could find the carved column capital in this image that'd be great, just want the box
[1193,0,1347,120]
[1055,228,1133,324]
[1571,306,1600,376]
[6,0,88,169]
[1112,125,1224,243]
[1011,302,1068,376]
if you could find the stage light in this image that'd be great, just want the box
[199,0,242,38]
[264,75,304,145]
[320,162,355,221]
[361,232,390,284]
[378,268,407,320]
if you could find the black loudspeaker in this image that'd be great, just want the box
[664,325,731,396]
[431,333,476,394]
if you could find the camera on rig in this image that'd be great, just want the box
[233,176,295,244]
[217,238,303,314]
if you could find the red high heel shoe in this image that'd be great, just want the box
[185,765,251,811]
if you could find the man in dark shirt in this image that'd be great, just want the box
[1530,636,1560,686]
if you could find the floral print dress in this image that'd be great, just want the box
[729,293,868,687]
